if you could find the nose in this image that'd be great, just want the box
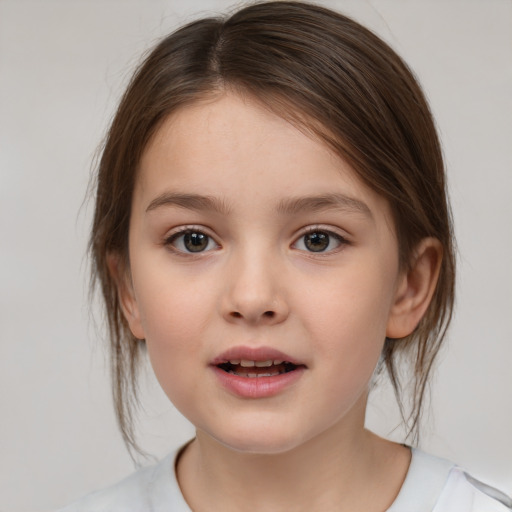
[221,249,289,326]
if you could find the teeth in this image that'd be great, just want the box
[234,359,285,367]
[229,371,281,378]
[255,360,273,367]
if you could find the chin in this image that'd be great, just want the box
[203,420,313,456]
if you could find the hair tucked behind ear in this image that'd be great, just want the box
[90,1,455,457]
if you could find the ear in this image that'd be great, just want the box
[107,253,145,340]
[386,238,443,339]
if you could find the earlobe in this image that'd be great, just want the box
[386,238,443,339]
[107,253,145,340]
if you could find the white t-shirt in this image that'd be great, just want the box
[58,447,511,511]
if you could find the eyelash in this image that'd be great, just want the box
[163,226,349,255]
[292,227,349,254]
[164,226,220,255]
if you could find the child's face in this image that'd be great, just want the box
[121,93,405,454]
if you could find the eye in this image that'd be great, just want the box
[166,229,218,253]
[293,229,346,253]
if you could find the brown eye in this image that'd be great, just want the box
[304,231,330,252]
[167,229,218,253]
[293,229,346,253]
[183,232,209,252]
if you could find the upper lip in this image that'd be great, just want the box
[211,346,305,366]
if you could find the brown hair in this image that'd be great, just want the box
[90,1,455,455]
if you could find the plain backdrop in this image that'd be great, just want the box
[1,1,511,511]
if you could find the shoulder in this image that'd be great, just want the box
[389,449,511,512]
[434,467,512,512]
[56,451,190,512]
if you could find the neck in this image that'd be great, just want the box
[176,418,410,512]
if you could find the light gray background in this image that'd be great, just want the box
[1,1,511,511]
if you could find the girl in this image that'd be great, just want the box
[60,2,511,510]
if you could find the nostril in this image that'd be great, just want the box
[229,310,276,319]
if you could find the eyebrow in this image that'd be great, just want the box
[276,193,372,218]
[145,191,371,218]
[146,192,232,215]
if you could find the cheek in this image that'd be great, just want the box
[130,261,217,390]
[133,257,213,339]
[297,263,395,369]
[300,282,390,417]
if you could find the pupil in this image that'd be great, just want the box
[184,232,208,252]
[305,232,329,252]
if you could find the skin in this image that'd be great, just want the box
[115,93,442,511]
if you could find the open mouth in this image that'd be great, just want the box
[216,359,301,378]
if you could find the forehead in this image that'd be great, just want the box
[136,93,392,224]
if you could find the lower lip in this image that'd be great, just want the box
[211,366,305,398]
